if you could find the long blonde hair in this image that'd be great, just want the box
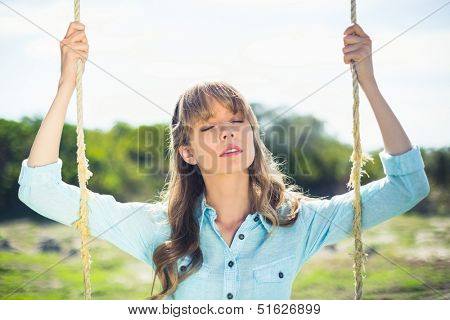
[147,81,318,299]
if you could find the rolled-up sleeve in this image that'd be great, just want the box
[17,158,169,267]
[299,144,430,262]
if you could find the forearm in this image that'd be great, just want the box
[27,79,75,167]
[361,80,412,155]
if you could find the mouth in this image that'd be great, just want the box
[219,150,243,157]
[220,146,243,157]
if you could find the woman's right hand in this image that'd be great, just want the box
[59,21,89,88]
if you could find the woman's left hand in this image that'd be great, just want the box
[343,23,376,87]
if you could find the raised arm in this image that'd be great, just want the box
[296,23,431,263]
[28,21,88,167]
[342,23,412,155]
[19,22,170,268]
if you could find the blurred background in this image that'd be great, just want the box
[0,0,449,299]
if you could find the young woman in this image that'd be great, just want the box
[18,21,430,300]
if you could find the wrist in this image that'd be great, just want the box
[360,77,378,92]
[58,77,75,91]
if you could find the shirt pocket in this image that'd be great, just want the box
[173,255,211,300]
[252,255,297,300]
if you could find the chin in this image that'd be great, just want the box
[217,162,252,175]
[201,154,254,175]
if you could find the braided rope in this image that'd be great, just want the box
[347,0,373,300]
[70,0,94,300]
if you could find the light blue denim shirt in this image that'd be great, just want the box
[17,145,430,300]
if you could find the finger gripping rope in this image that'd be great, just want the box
[347,0,373,300]
[70,0,94,300]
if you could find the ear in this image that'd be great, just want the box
[178,145,198,165]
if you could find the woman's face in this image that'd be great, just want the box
[179,100,255,176]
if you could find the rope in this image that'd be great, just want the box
[70,0,94,300]
[347,0,373,300]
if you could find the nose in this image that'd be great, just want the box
[221,130,234,140]
[220,123,235,140]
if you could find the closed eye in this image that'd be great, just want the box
[200,126,213,132]
[200,120,244,132]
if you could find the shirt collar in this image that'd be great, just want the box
[196,191,272,233]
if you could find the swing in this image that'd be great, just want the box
[70,0,371,300]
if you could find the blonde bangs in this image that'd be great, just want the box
[177,81,251,130]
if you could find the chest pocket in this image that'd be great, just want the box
[252,255,297,300]
[172,255,211,300]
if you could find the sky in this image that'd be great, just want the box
[1,0,449,152]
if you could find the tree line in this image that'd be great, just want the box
[1,104,447,222]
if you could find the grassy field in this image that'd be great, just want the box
[0,213,448,300]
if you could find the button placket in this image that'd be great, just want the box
[223,221,251,301]
[230,220,251,252]
[224,252,237,300]
[208,212,252,253]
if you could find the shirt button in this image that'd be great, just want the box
[227,293,233,299]
[180,265,187,272]
[253,216,259,222]
[279,272,284,278]
[228,261,234,268]
[238,234,245,240]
